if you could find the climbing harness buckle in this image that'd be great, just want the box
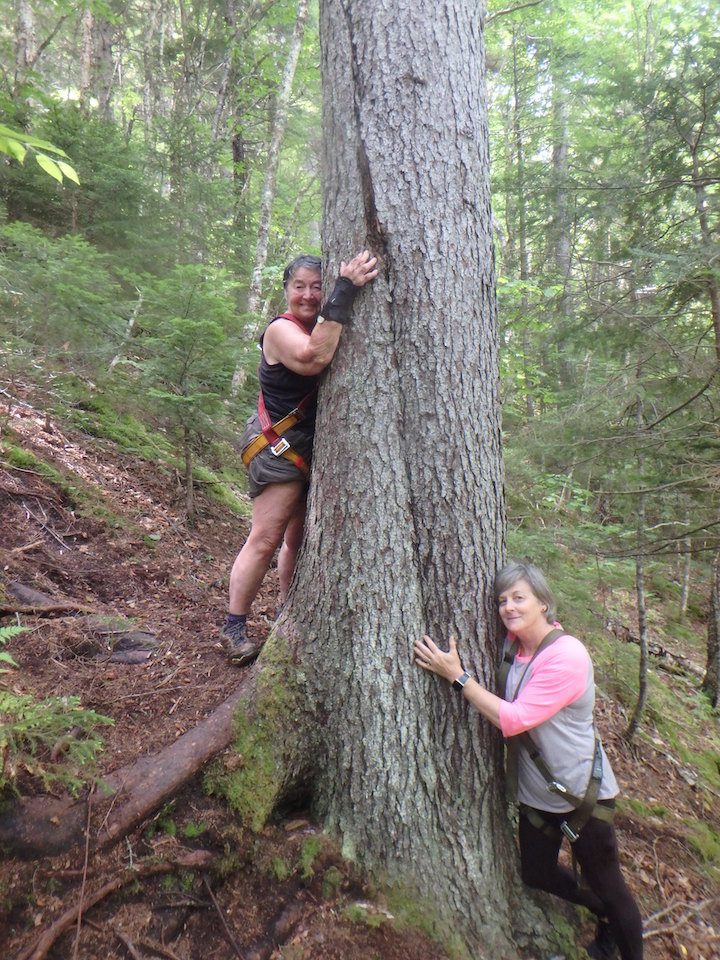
[560,820,580,843]
[548,780,569,796]
[270,437,290,456]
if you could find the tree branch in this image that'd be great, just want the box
[486,0,544,24]
[28,15,70,69]
[644,367,718,429]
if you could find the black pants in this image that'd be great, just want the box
[519,805,643,960]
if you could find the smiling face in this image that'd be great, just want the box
[285,266,322,323]
[497,578,549,644]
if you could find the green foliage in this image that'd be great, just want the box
[183,820,208,839]
[0,626,112,793]
[685,819,720,883]
[0,625,20,672]
[204,631,304,831]
[298,836,321,879]
[620,796,668,820]
[269,856,290,881]
[322,864,343,899]
[0,122,79,184]
[137,264,238,440]
[382,884,473,960]
[343,903,386,929]
[0,221,127,367]
[1,435,126,527]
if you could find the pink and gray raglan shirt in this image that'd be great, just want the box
[497,632,619,813]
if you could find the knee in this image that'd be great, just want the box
[246,525,284,561]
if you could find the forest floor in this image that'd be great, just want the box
[0,380,718,960]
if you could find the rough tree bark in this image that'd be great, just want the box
[228,1,547,955]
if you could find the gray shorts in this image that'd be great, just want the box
[240,413,314,498]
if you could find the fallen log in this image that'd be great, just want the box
[15,849,214,960]
[0,677,254,859]
[0,581,96,616]
[605,618,705,680]
[0,602,97,616]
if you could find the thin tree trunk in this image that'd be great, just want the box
[679,507,691,619]
[230,0,309,396]
[626,396,649,740]
[690,147,720,363]
[93,14,116,122]
[702,552,720,708]
[183,423,194,521]
[511,29,534,419]
[13,0,36,87]
[108,288,143,372]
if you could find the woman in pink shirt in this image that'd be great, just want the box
[414,561,643,960]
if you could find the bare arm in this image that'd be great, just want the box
[413,635,504,729]
[264,250,378,375]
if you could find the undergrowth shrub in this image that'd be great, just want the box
[0,626,112,793]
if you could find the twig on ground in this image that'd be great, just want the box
[16,850,214,960]
[114,928,144,960]
[202,877,244,960]
[643,897,720,939]
[0,484,61,502]
[139,938,186,960]
[22,501,72,550]
[6,539,45,555]
[72,784,94,960]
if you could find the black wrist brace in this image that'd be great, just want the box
[320,276,360,325]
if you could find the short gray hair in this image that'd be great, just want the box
[282,254,321,287]
[494,561,557,624]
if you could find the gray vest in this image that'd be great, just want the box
[504,638,619,813]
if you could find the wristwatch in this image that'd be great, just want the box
[452,670,471,691]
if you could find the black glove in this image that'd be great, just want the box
[319,276,361,325]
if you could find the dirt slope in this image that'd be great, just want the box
[0,383,718,960]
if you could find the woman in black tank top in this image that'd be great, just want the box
[221,250,378,667]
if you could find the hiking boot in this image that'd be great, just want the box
[221,620,263,667]
[586,920,618,960]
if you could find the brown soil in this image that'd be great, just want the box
[1,383,718,960]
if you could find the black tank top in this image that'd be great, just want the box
[258,314,319,431]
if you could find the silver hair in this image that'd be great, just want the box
[494,560,557,624]
[282,254,321,287]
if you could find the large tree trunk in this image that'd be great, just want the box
[228,1,546,954]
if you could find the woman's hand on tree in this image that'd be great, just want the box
[413,635,463,683]
[340,249,378,287]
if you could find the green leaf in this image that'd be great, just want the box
[35,153,63,182]
[0,124,68,156]
[56,160,80,184]
[0,135,26,163]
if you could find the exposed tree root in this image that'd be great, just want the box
[244,896,307,960]
[0,678,254,858]
[15,849,214,960]
[0,602,97,616]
